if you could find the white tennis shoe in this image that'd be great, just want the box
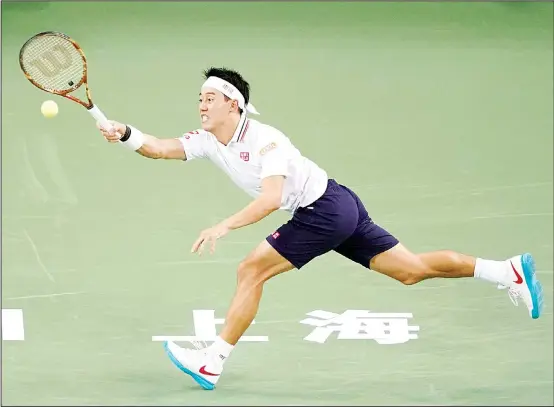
[498,253,544,319]
[163,341,222,390]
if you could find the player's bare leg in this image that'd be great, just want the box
[219,240,295,344]
[370,243,543,318]
[370,244,476,284]
[164,240,294,390]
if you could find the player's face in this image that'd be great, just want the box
[198,89,233,132]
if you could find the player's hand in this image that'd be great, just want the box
[96,120,125,143]
[191,223,231,255]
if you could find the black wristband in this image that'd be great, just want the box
[120,125,132,142]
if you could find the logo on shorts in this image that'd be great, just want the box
[272,231,280,239]
[240,152,250,161]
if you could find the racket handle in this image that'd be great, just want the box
[87,104,114,132]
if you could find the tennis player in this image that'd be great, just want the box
[97,67,544,390]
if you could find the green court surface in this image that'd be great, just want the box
[2,2,553,406]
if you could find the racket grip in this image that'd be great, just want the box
[87,104,114,132]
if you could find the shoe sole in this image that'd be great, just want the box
[163,341,215,390]
[521,253,544,319]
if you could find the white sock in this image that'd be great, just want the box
[474,258,509,285]
[210,336,234,366]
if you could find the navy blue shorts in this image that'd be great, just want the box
[266,179,399,269]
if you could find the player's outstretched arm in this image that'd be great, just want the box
[190,175,284,255]
[97,120,186,160]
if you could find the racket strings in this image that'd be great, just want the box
[20,34,85,93]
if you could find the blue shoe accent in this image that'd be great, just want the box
[520,253,544,319]
[163,341,215,390]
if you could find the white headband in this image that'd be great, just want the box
[201,76,260,115]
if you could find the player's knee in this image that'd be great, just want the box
[236,258,266,287]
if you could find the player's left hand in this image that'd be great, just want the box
[191,223,231,255]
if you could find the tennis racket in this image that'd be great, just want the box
[19,31,114,132]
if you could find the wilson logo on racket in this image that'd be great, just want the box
[19,31,115,135]
[29,45,73,78]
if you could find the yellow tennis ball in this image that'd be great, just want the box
[41,100,58,118]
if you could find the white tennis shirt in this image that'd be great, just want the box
[177,114,329,213]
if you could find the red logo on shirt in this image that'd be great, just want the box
[240,152,250,161]
[272,232,280,239]
[184,130,199,140]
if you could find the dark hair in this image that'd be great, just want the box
[203,67,250,114]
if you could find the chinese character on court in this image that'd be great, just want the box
[299,310,419,345]
[152,310,269,343]
[2,309,25,341]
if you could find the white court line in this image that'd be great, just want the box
[381,211,554,226]
[152,336,268,342]
[350,181,552,194]
[471,212,553,220]
[535,270,553,275]
[415,181,553,199]
[157,258,243,266]
[4,291,85,301]
[22,229,55,282]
